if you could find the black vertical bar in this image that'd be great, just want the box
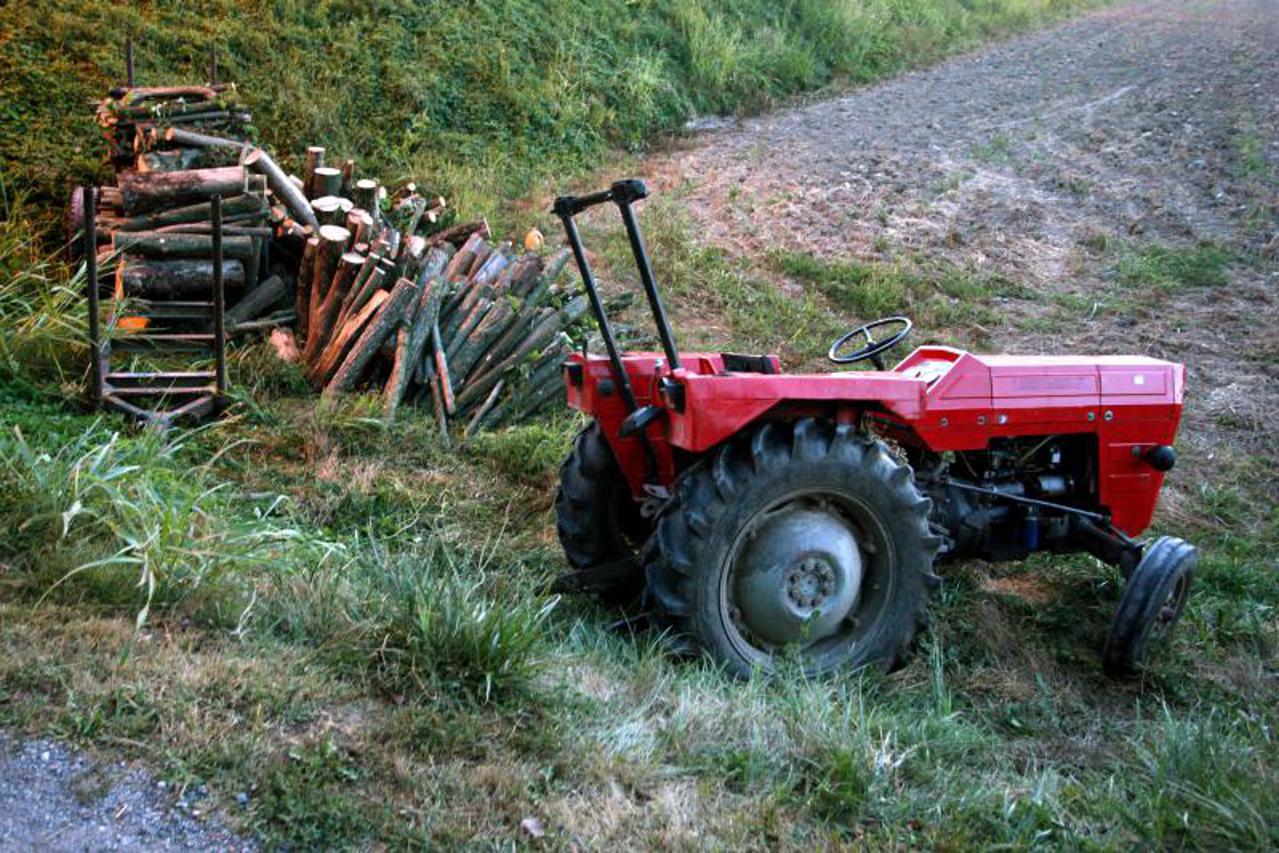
[211,195,227,393]
[125,38,135,88]
[558,210,659,482]
[557,213,639,415]
[614,200,681,371]
[83,187,104,404]
[209,47,218,86]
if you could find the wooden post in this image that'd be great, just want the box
[83,187,104,404]
[125,38,135,88]
[208,47,218,86]
[212,195,228,393]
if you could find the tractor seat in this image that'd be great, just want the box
[719,353,778,374]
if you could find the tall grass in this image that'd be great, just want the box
[0,414,330,626]
[0,188,85,392]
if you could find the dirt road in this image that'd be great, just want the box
[650,0,1278,479]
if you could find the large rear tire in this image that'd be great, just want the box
[644,418,942,678]
[554,422,650,602]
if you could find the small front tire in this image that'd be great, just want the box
[1103,535,1196,675]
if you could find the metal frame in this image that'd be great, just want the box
[83,186,105,403]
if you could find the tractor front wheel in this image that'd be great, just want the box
[555,422,650,602]
[1103,536,1196,675]
[644,418,942,678]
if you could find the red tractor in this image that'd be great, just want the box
[551,180,1196,678]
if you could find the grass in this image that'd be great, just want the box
[0,213,1273,845]
[1115,241,1235,293]
[583,194,1035,364]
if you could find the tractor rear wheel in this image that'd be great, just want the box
[644,418,942,678]
[555,422,650,602]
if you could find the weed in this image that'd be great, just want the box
[1115,241,1234,292]
[771,249,1030,347]
[467,417,576,486]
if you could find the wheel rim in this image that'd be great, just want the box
[719,489,894,671]
[1148,569,1190,644]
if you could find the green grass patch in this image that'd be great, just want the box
[1115,241,1234,293]
[771,248,1034,345]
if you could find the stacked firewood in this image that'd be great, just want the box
[86,83,291,329]
[83,79,601,432]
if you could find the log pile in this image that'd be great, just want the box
[81,74,600,432]
[296,216,604,437]
[86,84,291,329]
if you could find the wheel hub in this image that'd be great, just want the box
[732,506,863,647]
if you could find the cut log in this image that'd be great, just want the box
[457,295,588,409]
[154,223,273,238]
[463,380,505,439]
[302,146,325,199]
[309,225,351,327]
[453,298,513,382]
[117,165,247,214]
[334,253,383,331]
[116,257,245,298]
[432,321,456,415]
[295,236,320,337]
[233,309,297,332]
[312,167,343,199]
[244,147,319,230]
[107,192,265,231]
[112,230,255,261]
[137,148,230,173]
[311,195,353,227]
[384,259,450,420]
[325,277,418,395]
[270,327,300,363]
[308,289,390,387]
[227,273,286,325]
[340,159,356,195]
[346,208,375,245]
[426,218,489,248]
[383,323,415,423]
[444,297,491,363]
[444,233,485,281]
[352,179,379,215]
[470,243,512,286]
[163,126,246,149]
[425,360,451,447]
[118,85,221,104]
[303,252,363,366]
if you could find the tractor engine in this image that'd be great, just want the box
[921,436,1108,565]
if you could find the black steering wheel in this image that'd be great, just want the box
[827,316,913,369]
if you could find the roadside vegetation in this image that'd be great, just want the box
[2,0,1104,236]
[2,0,1276,848]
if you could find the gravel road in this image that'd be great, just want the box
[0,733,254,851]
